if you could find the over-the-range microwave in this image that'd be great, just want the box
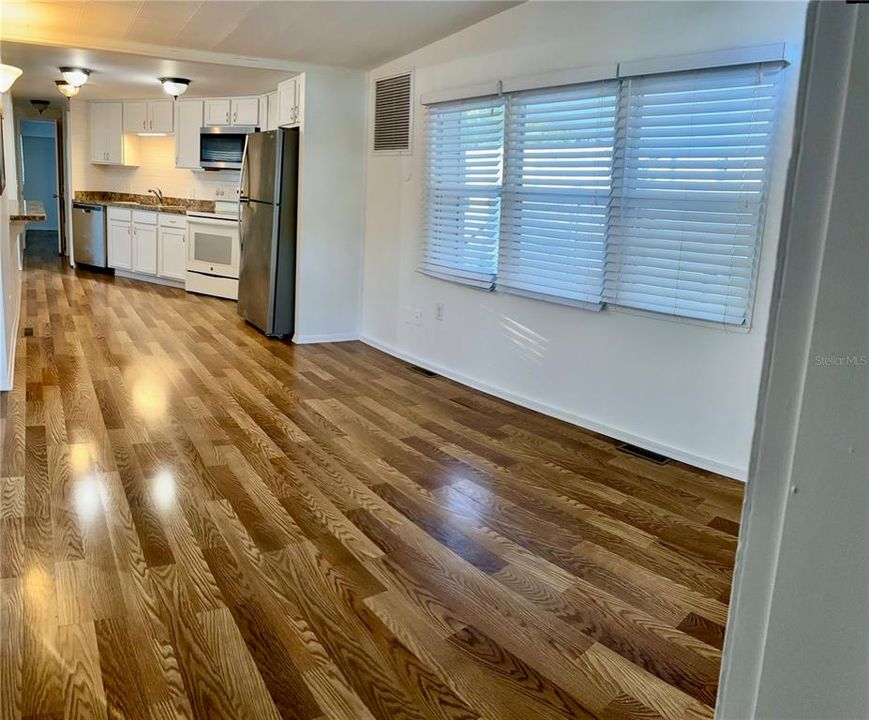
[200,125,258,171]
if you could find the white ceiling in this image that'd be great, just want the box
[0,40,293,99]
[1,1,520,70]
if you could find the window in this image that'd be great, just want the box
[500,81,618,306]
[421,97,504,288]
[606,63,782,324]
[421,59,783,325]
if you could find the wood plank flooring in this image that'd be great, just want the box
[0,232,744,719]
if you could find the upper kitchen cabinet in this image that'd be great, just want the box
[231,97,259,126]
[123,100,174,134]
[90,102,137,165]
[204,97,259,127]
[266,91,279,131]
[204,99,231,126]
[175,100,203,169]
[277,75,304,127]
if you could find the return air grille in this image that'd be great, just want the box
[373,72,412,153]
[617,442,671,465]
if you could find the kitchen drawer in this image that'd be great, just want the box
[107,206,131,222]
[132,209,158,225]
[158,213,187,228]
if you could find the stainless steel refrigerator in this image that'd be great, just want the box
[237,128,300,338]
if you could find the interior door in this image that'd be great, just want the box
[237,200,276,332]
[245,131,277,203]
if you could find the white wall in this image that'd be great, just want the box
[719,4,869,717]
[68,99,238,201]
[293,68,367,342]
[360,0,808,479]
[0,91,23,389]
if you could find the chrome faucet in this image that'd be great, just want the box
[147,187,165,205]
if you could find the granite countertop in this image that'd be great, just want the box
[9,199,46,223]
[74,191,216,216]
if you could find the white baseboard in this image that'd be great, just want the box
[1,306,21,392]
[360,334,747,481]
[293,332,359,344]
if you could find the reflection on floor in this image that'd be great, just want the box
[0,230,744,719]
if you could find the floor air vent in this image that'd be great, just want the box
[617,442,671,465]
[408,364,438,378]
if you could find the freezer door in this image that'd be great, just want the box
[237,200,278,333]
[243,131,279,203]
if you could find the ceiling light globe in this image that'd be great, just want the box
[0,64,23,93]
[55,80,80,98]
[159,77,190,98]
[59,67,90,87]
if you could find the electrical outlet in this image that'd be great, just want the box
[435,302,445,321]
[413,308,422,326]
[403,305,413,324]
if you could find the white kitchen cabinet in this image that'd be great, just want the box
[90,102,127,164]
[231,97,259,126]
[204,99,231,126]
[123,100,174,134]
[277,75,303,127]
[123,102,148,133]
[259,95,270,130]
[266,91,278,131]
[132,211,158,276]
[175,101,203,169]
[107,219,132,270]
[158,215,187,281]
[149,101,174,133]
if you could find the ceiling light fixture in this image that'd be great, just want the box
[59,67,91,87]
[30,99,51,115]
[0,64,23,93]
[55,80,80,98]
[159,77,190,99]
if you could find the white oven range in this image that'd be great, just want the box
[185,210,240,300]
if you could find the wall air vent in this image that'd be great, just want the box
[373,72,413,154]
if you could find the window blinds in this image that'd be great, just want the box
[605,63,782,324]
[421,97,505,288]
[499,81,619,306]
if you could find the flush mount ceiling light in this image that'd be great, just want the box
[59,67,91,87]
[55,80,80,98]
[30,99,51,115]
[159,77,190,98]
[0,64,23,93]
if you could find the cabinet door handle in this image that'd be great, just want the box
[143,119,147,130]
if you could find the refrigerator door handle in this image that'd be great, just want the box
[238,198,247,249]
[239,134,251,201]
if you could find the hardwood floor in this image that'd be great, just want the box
[0,232,744,719]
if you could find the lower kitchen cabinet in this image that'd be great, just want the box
[158,226,187,281]
[107,207,187,286]
[132,222,158,275]
[107,219,132,269]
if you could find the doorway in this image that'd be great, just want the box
[18,119,61,254]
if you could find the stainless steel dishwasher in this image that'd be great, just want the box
[72,203,107,267]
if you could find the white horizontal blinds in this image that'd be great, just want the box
[421,97,505,288]
[499,81,619,305]
[606,63,782,324]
